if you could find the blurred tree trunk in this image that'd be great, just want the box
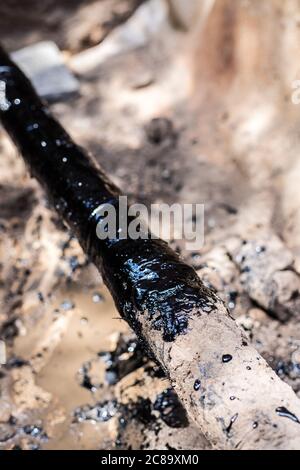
[194,0,300,95]
[182,0,300,257]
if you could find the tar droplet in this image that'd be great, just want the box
[276,407,300,424]
[246,366,252,370]
[253,421,258,429]
[228,291,238,310]
[194,379,201,391]
[23,425,46,439]
[242,266,251,273]
[92,292,104,303]
[26,123,39,131]
[255,245,266,254]
[226,413,238,435]
[230,396,236,401]
[60,300,74,311]
[74,400,117,423]
[222,354,233,364]
[153,388,189,428]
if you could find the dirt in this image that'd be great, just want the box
[1,0,300,450]
[0,0,146,53]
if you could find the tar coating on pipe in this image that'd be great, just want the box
[0,45,218,345]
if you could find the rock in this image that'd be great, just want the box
[12,41,79,101]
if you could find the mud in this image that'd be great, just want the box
[1,0,300,450]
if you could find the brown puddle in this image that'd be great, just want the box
[13,284,128,450]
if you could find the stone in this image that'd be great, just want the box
[12,41,79,101]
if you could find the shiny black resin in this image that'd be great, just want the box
[0,46,217,344]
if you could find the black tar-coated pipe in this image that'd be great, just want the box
[0,45,216,347]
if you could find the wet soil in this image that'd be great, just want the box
[1,0,300,450]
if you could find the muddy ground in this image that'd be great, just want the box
[1,0,300,450]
